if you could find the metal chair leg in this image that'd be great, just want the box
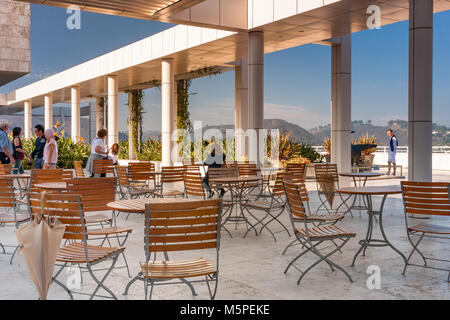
[88,254,120,300]
[402,232,427,275]
[123,273,141,295]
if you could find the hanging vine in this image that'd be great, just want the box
[126,89,144,155]
[176,79,193,133]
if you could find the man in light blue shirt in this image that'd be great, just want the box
[0,119,14,165]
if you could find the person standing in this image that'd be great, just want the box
[386,129,398,176]
[86,129,109,177]
[31,124,46,169]
[43,129,58,169]
[12,127,32,174]
[0,119,14,165]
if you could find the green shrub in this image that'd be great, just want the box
[22,136,90,169]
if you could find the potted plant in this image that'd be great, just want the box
[353,133,377,168]
[322,137,331,163]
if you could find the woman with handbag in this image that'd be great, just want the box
[86,129,109,177]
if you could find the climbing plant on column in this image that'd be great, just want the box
[127,89,144,155]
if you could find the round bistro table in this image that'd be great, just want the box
[337,185,407,267]
[339,172,385,214]
[209,176,262,237]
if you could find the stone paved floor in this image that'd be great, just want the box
[1,172,449,300]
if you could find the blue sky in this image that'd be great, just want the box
[1,5,449,131]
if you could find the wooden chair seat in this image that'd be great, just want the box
[306,213,345,222]
[139,258,216,279]
[129,188,157,197]
[0,213,30,224]
[408,222,450,235]
[243,200,284,210]
[296,225,355,240]
[56,242,124,264]
[87,226,133,236]
[152,189,184,197]
[85,213,112,225]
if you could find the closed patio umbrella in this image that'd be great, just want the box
[15,192,65,300]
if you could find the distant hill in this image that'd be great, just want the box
[119,119,450,146]
[309,120,408,146]
[202,119,321,145]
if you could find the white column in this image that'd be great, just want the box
[408,0,433,182]
[161,58,175,167]
[44,93,53,130]
[107,75,118,147]
[172,81,180,163]
[128,92,136,160]
[248,31,264,166]
[71,86,80,142]
[95,97,104,132]
[331,35,352,183]
[235,59,249,162]
[24,99,32,139]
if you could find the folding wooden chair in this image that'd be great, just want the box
[73,161,85,178]
[151,166,186,198]
[65,177,132,277]
[93,159,114,177]
[0,177,30,264]
[116,166,155,200]
[28,193,125,299]
[401,181,450,281]
[0,164,11,175]
[314,163,351,216]
[281,177,346,255]
[287,162,307,180]
[183,171,207,199]
[283,179,355,285]
[123,199,221,300]
[241,171,292,241]
[128,162,157,189]
[237,163,258,177]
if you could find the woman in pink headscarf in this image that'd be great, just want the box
[43,129,58,169]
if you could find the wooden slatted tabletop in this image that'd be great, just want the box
[209,176,262,183]
[338,172,384,178]
[107,198,199,213]
[337,185,401,195]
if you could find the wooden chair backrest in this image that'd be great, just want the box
[30,169,72,191]
[115,166,131,188]
[160,166,186,184]
[0,164,11,175]
[185,164,201,173]
[401,181,450,217]
[0,178,15,208]
[314,163,339,183]
[183,171,205,198]
[93,159,114,175]
[287,163,306,179]
[66,177,116,212]
[237,163,257,177]
[208,167,237,189]
[128,162,155,181]
[283,179,309,219]
[272,171,295,197]
[73,161,85,178]
[144,199,220,253]
[29,193,86,240]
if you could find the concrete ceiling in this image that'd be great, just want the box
[21,0,206,20]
